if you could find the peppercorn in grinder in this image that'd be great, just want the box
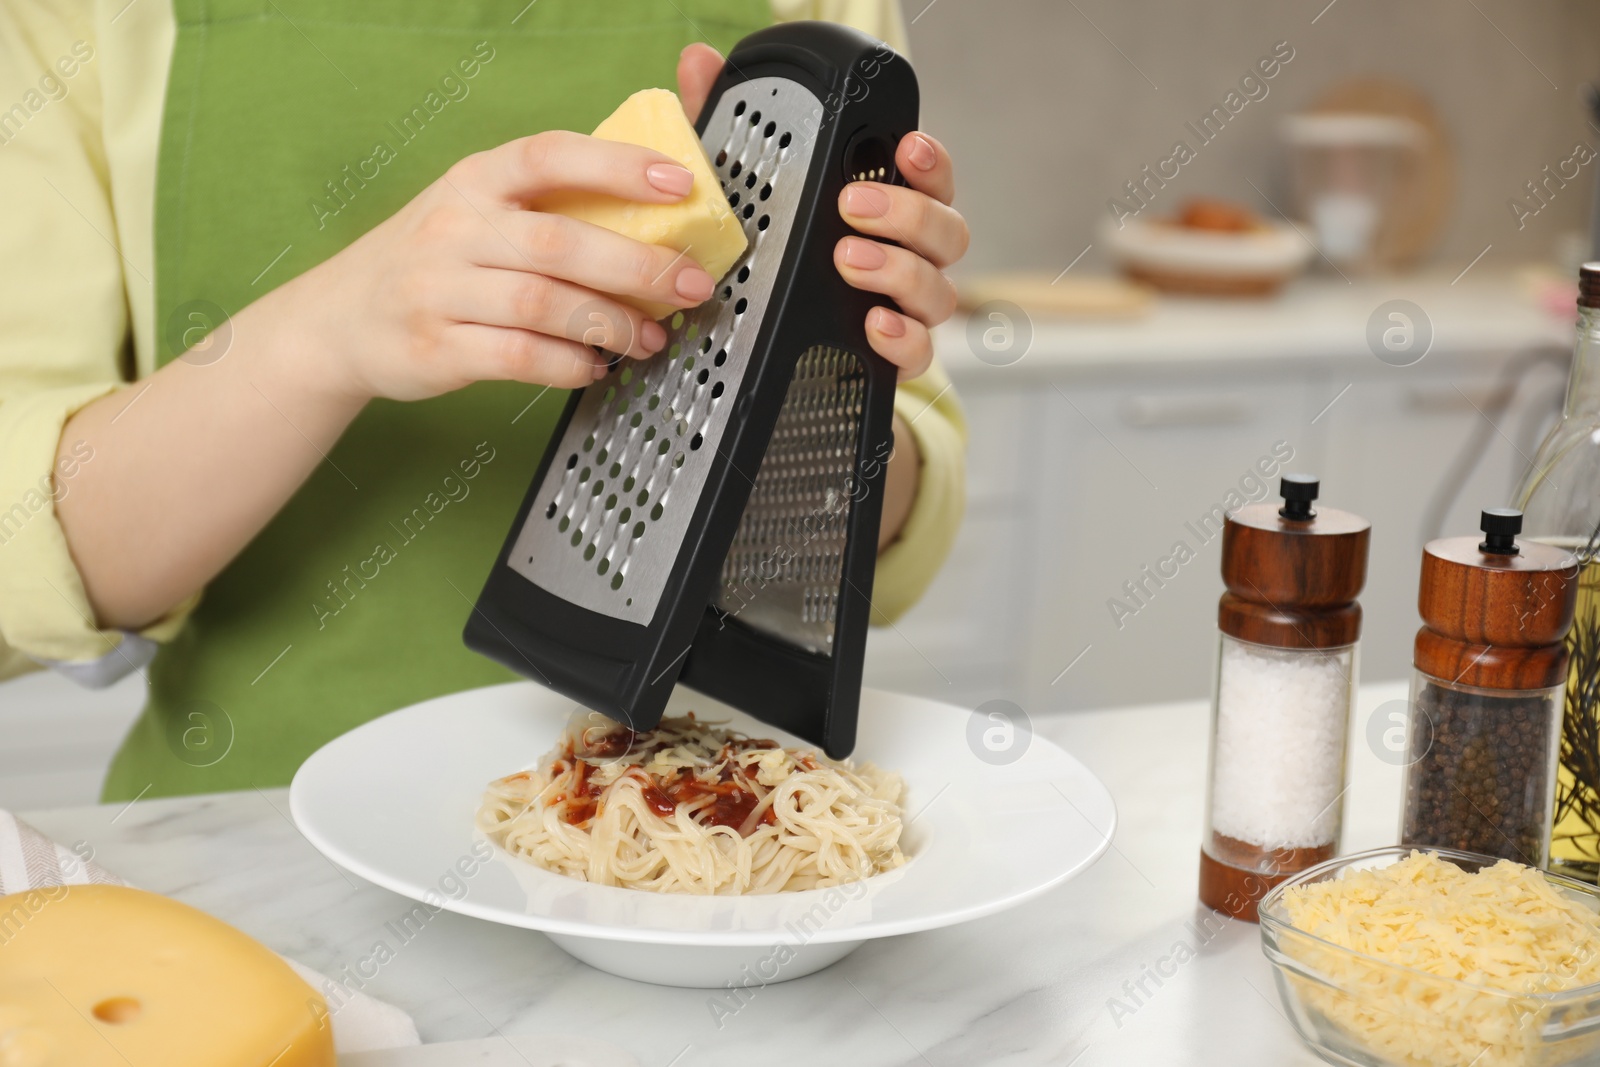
[1400,509,1580,867]
[1199,475,1370,922]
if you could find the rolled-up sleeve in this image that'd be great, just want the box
[770,0,910,52]
[872,360,966,624]
[0,0,193,682]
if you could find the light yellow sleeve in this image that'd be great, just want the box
[0,0,192,682]
[872,360,966,624]
[769,0,910,53]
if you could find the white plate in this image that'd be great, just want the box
[290,683,1115,987]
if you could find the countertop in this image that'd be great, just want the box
[19,680,1414,1066]
[936,272,1571,380]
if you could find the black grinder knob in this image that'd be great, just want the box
[1278,473,1319,521]
[1479,508,1523,556]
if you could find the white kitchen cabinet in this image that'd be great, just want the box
[866,275,1574,717]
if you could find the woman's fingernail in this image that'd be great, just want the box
[646,164,694,197]
[642,320,667,351]
[907,133,937,171]
[871,307,907,338]
[843,238,887,270]
[676,267,715,301]
[843,184,892,218]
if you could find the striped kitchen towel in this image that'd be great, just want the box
[0,810,420,1052]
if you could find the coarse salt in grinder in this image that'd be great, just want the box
[1199,474,1369,921]
[1400,508,1579,867]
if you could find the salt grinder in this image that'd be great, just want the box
[1199,474,1370,921]
[1400,508,1578,867]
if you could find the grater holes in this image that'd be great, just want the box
[745,172,757,189]
[609,461,621,478]
[729,191,741,208]
[764,121,776,137]
[618,506,631,523]
[733,100,745,116]
[737,266,749,283]
[690,433,703,451]
[673,453,685,469]
[721,286,733,300]
[545,501,557,519]
[632,522,646,539]
[734,297,748,315]
[696,368,710,385]
[742,204,755,220]
[759,183,771,201]
[597,558,609,575]
[579,466,591,482]
[651,502,664,520]
[558,516,570,532]
[701,336,712,352]
[779,131,791,149]
[730,160,742,178]
[714,348,727,366]
[711,381,724,399]
[671,311,684,329]
[749,110,761,126]
[758,215,769,231]
[613,573,625,590]
[715,148,727,166]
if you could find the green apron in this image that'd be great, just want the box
[102,0,772,801]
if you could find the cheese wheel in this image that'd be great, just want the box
[534,88,748,321]
[0,884,335,1067]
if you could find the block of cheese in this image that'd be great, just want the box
[0,884,335,1067]
[534,88,747,320]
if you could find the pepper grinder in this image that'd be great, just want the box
[1199,474,1370,921]
[1400,508,1579,867]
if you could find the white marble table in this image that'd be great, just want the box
[21,681,1412,1066]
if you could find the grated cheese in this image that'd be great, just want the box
[1277,851,1600,1067]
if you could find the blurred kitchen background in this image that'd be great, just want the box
[8,0,1600,808]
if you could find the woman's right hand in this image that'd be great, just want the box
[272,130,720,403]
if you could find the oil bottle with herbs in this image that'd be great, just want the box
[1515,261,1600,881]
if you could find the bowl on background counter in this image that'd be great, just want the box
[1258,846,1600,1067]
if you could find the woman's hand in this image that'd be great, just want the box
[275,131,722,403]
[679,43,969,382]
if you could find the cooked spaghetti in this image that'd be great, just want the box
[476,712,906,895]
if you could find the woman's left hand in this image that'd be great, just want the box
[679,43,968,382]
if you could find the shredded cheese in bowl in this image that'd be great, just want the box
[1258,848,1600,1067]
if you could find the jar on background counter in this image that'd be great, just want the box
[1401,509,1579,867]
[1199,475,1370,922]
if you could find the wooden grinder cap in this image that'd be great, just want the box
[1219,474,1371,649]
[1416,508,1579,689]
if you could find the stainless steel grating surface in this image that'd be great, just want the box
[507,78,824,623]
[714,345,867,656]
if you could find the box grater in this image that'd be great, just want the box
[464,23,918,757]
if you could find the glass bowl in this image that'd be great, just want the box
[1258,846,1600,1067]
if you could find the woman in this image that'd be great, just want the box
[0,0,968,800]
